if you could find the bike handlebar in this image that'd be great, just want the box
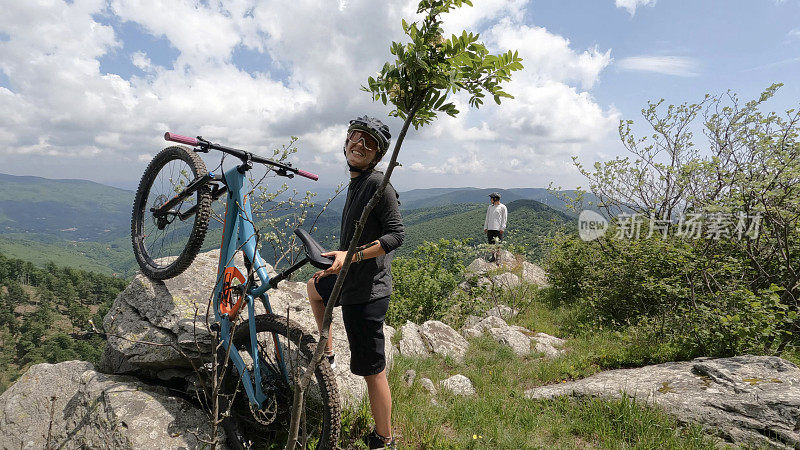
[164,132,319,181]
[296,169,319,181]
[164,132,198,146]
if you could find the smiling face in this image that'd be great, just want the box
[345,129,380,171]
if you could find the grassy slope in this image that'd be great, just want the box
[339,286,722,449]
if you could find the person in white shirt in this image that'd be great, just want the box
[483,192,507,262]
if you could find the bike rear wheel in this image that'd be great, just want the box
[131,146,212,280]
[222,313,341,449]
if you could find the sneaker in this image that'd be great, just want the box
[325,351,336,370]
[365,430,396,449]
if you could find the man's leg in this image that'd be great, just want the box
[306,278,333,353]
[365,369,392,440]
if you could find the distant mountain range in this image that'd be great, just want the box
[0,172,580,276]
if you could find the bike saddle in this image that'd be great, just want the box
[294,228,334,269]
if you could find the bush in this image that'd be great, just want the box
[563,85,800,356]
[388,239,476,326]
[544,228,793,358]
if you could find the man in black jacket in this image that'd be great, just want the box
[306,116,403,449]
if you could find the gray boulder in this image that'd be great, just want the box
[419,378,437,395]
[521,261,548,286]
[490,272,521,290]
[464,258,493,278]
[496,250,519,270]
[0,361,224,449]
[100,250,262,379]
[439,374,476,396]
[419,320,469,363]
[404,370,416,386]
[461,315,508,339]
[487,327,531,357]
[398,321,431,357]
[101,248,395,408]
[531,332,566,358]
[525,356,800,449]
[486,304,518,319]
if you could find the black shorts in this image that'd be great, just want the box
[314,275,389,376]
[487,229,503,244]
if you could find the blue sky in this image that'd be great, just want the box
[0,0,798,192]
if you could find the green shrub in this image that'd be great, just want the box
[544,227,793,358]
[388,239,475,326]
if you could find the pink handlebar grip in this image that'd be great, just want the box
[296,169,319,181]
[164,132,198,146]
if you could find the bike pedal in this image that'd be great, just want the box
[210,322,221,332]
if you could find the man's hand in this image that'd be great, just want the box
[484,228,488,234]
[499,230,504,236]
[321,250,349,276]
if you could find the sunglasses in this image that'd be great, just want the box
[347,130,380,153]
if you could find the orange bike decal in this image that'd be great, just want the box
[220,266,246,319]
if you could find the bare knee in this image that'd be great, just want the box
[364,369,387,384]
[307,278,322,302]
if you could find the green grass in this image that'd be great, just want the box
[335,287,731,449]
[334,342,720,449]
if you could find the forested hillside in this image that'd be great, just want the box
[398,199,573,260]
[0,171,583,279]
[0,252,128,392]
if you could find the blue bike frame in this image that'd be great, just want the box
[211,165,288,409]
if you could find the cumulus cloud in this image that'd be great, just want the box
[0,0,619,189]
[615,0,657,16]
[617,55,700,76]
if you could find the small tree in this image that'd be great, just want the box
[567,84,799,354]
[286,0,523,447]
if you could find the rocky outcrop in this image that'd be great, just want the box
[101,248,395,407]
[461,254,548,294]
[397,320,470,362]
[460,314,565,358]
[0,361,224,450]
[525,356,800,449]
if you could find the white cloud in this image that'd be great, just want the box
[440,0,527,36]
[0,0,619,190]
[617,56,700,77]
[131,51,153,72]
[615,0,657,16]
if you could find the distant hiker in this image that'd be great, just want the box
[483,192,507,262]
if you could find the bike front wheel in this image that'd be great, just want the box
[223,313,341,449]
[131,145,212,280]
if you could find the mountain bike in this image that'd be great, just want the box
[131,132,341,449]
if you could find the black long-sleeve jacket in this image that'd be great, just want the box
[337,170,404,305]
